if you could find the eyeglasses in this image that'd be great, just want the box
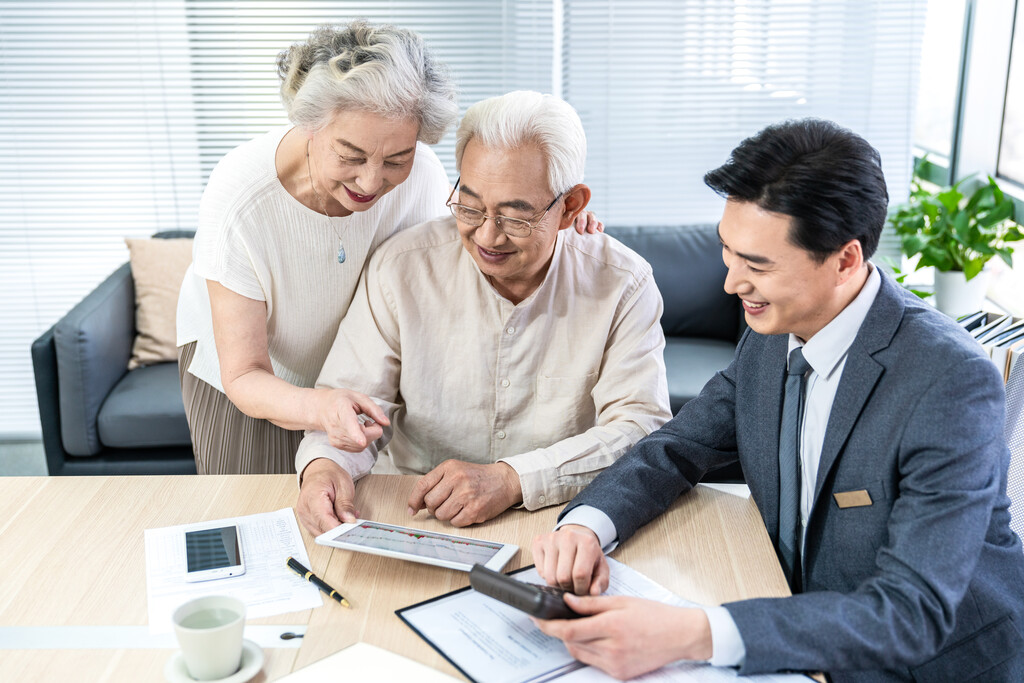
[446,177,562,238]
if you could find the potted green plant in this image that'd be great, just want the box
[887,164,1022,316]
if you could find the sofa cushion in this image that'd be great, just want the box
[125,237,194,370]
[664,337,737,414]
[97,362,192,449]
[605,224,741,342]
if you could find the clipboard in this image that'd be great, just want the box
[396,564,583,683]
[396,559,816,683]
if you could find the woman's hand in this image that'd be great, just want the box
[573,210,605,234]
[315,388,390,452]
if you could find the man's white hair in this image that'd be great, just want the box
[455,91,586,195]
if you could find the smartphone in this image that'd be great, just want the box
[183,525,246,582]
[315,519,518,572]
[469,564,581,619]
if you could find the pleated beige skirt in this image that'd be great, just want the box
[177,341,303,475]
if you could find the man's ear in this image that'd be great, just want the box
[833,238,865,285]
[556,184,592,230]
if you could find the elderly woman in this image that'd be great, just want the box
[296,91,671,535]
[175,21,457,474]
[176,22,601,475]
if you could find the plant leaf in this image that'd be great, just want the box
[952,211,971,242]
[901,233,929,257]
[963,259,985,280]
[978,202,1013,227]
[937,188,963,213]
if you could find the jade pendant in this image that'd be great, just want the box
[337,241,346,264]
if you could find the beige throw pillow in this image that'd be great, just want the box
[125,237,194,370]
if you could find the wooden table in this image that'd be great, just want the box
[0,475,790,681]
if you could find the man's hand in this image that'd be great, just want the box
[297,458,359,535]
[315,388,389,452]
[533,525,610,595]
[572,210,605,234]
[533,597,712,680]
[407,460,523,527]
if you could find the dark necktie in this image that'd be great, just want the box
[778,347,810,589]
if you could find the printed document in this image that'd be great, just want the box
[144,507,322,633]
[399,557,808,683]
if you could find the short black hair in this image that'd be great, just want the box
[704,118,888,261]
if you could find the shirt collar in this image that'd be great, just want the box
[787,263,881,379]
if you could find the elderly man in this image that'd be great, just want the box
[295,91,671,535]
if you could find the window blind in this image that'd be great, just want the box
[1,0,926,440]
[561,0,927,263]
[0,0,553,439]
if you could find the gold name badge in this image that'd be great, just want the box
[833,489,873,508]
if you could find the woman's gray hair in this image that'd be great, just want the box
[455,91,586,195]
[277,21,458,144]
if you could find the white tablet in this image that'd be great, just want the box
[315,519,518,572]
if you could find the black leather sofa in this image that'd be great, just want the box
[33,224,743,478]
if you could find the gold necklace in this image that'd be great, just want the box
[306,139,346,264]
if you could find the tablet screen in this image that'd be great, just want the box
[329,521,503,566]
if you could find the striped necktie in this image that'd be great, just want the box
[778,347,810,589]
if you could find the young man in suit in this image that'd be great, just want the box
[531,119,1024,682]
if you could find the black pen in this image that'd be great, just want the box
[286,556,351,608]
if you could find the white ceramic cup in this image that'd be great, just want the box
[171,595,246,681]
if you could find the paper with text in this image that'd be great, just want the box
[144,507,322,634]
[399,557,808,683]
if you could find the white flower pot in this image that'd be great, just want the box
[933,268,990,318]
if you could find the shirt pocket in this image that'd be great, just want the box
[531,372,599,448]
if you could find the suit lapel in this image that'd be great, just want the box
[747,334,789,542]
[811,271,905,507]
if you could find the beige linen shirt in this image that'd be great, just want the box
[294,216,671,509]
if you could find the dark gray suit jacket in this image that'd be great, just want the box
[562,271,1024,682]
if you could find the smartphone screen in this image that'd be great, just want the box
[185,526,242,573]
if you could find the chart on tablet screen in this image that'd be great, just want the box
[336,522,501,564]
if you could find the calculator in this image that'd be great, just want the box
[469,564,582,619]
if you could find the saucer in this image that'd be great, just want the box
[164,639,264,683]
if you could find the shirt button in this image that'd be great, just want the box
[538,495,546,504]
[496,431,506,439]
[506,326,515,335]
[501,378,510,387]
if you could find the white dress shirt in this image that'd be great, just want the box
[560,264,881,667]
[295,216,672,508]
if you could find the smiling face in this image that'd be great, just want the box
[719,199,862,341]
[455,138,567,303]
[306,109,419,215]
